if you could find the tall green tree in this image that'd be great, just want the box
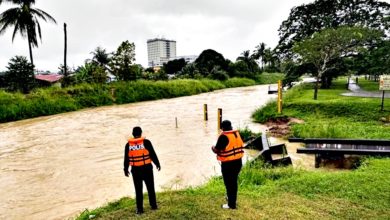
[293,26,383,100]
[278,0,390,57]
[176,63,201,79]
[0,0,56,66]
[253,42,266,70]
[91,46,111,69]
[195,49,229,77]
[110,40,137,81]
[354,40,390,78]
[5,55,35,93]
[236,50,259,75]
[162,58,187,75]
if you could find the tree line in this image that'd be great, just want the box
[1,0,390,98]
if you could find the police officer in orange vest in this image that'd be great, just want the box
[123,126,161,215]
[211,120,244,209]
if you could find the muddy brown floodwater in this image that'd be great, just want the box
[0,85,308,220]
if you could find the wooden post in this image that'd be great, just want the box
[381,91,385,111]
[203,104,208,121]
[277,80,283,114]
[175,117,178,128]
[217,108,222,130]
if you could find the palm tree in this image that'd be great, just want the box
[237,50,258,73]
[263,48,275,68]
[91,47,111,67]
[253,42,266,70]
[237,50,251,63]
[1,0,36,4]
[0,0,56,66]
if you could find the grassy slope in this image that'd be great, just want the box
[357,78,380,91]
[252,78,390,139]
[77,158,390,220]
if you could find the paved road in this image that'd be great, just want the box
[342,80,390,98]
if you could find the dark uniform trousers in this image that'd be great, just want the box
[131,164,157,212]
[221,158,242,209]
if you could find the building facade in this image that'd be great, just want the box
[147,38,176,67]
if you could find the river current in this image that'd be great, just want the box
[0,85,286,219]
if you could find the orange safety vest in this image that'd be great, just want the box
[217,130,244,162]
[128,137,152,166]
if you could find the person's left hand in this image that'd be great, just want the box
[211,146,218,153]
[124,169,129,177]
[157,165,161,171]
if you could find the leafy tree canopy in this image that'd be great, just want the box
[109,40,136,81]
[293,26,383,99]
[90,46,111,68]
[353,39,390,76]
[5,55,35,93]
[163,58,187,75]
[278,0,390,57]
[195,49,229,76]
[76,62,107,84]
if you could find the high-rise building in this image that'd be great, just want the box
[147,38,176,67]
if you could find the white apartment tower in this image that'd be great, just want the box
[147,38,176,67]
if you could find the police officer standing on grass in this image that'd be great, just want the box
[123,126,161,215]
[212,120,244,209]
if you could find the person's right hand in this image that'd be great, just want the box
[124,169,129,177]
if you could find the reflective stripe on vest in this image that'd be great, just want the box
[128,137,152,166]
[217,130,244,162]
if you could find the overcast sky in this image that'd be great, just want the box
[0,0,350,72]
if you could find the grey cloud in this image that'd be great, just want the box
[1,0,331,71]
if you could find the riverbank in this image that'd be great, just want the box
[0,74,283,123]
[252,78,390,139]
[75,78,390,219]
[77,158,390,219]
[0,84,275,219]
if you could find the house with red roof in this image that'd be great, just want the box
[34,74,63,86]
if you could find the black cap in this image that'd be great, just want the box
[132,126,142,137]
[221,120,232,131]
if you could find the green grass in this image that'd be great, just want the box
[252,78,390,139]
[76,158,390,220]
[255,72,285,84]
[238,127,261,142]
[0,77,280,123]
[356,77,380,91]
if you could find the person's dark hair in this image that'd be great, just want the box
[132,126,142,137]
[221,120,232,131]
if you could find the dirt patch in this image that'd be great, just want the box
[265,117,304,138]
[319,155,363,170]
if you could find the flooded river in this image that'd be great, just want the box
[0,85,282,219]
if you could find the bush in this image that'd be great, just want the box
[0,78,260,122]
[224,77,255,88]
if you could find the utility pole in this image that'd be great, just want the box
[64,23,68,81]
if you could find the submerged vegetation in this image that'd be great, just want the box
[77,158,390,219]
